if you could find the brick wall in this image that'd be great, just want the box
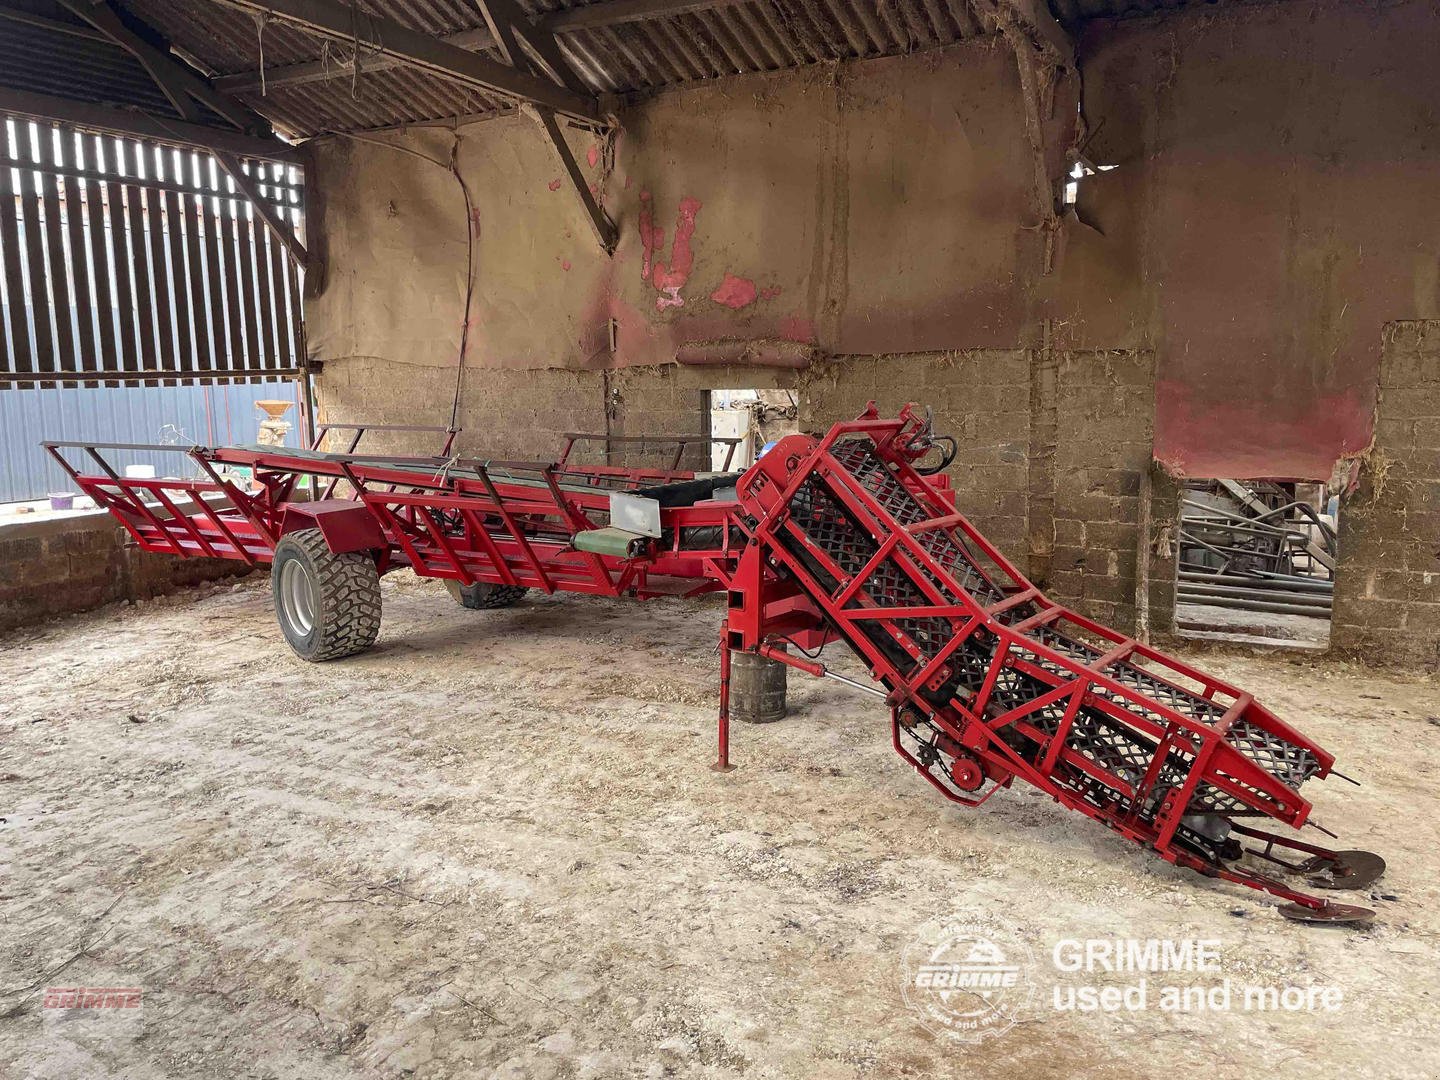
[1332,322,1440,671]
[0,511,251,634]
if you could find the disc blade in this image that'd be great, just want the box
[1299,850,1386,891]
[1277,901,1375,925]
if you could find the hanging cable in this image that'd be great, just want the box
[330,130,477,436]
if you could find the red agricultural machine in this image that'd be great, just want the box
[46,405,1384,923]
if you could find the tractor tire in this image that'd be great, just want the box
[445,580,529,609]
[271,528,382,661]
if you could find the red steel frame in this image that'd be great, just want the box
[44,407,1376,919]
[724,408,1361,914]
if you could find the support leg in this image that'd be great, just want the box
[712,633,736,773]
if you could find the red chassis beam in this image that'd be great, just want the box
[44,408,1382,922]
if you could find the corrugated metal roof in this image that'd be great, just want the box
[251,65,513,135]
[0,1,188,119]
[1,1,1280,142]
[119,0,1000,137]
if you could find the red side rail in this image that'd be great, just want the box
[44,438,746,601]
[43,441,271,565]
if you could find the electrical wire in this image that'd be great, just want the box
[328,130,477,436]
[766,634,826,661]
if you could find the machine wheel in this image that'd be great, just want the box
[272,529,382,661]
[445,580,529,609]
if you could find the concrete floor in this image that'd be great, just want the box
[1176,602,1332,649]
[1,575,1437,1079]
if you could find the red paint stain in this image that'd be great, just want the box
[760,285,783,300]
[1155,381,1371,481]
[779,315,816,343]
[586,145,600,169]
[547,178,562,191]
[638,192,703,309]
[561,259,572,272]
[652,197,702,309]
[711,273,758,309]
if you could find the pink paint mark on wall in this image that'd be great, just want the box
[586,145,600,169]
[779,315,816,343]
[711,273,758,309]
[651,197,702,311]
[561,258,572,272]
[760,285,783,300]
[1155,382,1371,481]
[547,178,562,191]
[470,207,482,239]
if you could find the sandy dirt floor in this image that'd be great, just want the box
[2,574,1438,1079]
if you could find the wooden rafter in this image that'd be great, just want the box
[0,86,295,161]
[467,0,617,254]
[213,0,600,123]
[55,1,274,135]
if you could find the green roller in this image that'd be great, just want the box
[572,527,648,558]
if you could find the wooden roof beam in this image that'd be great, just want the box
[213,0,600,123]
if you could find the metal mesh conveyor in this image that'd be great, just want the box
[728,408,1376,923]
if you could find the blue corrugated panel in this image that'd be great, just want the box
[0,381,303,502]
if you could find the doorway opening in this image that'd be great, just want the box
[1173,478,1339,649]
[706,389,800,471]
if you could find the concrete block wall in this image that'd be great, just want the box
[317,357,792,471]
[798,349,1160,633]
[1048,351,1157,632]
[1332,322,1440,671]
[316,357,608,462]
[0,511,251,634]
[609,364,790,472]
[798,351,1033,568]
